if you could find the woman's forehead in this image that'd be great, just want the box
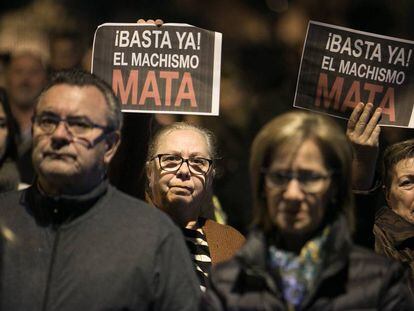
[268,139,327,170]
[156,129,210,155]
[394,157,414,175]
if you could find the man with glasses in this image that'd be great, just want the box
[145,123,245,292]
[0,70,200,310]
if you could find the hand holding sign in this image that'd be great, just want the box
[294,21,414,128]
[347,102,381,190]
[347,102,382,148]
[137,19,163,27]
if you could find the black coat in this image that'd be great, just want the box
[204,216,414,310]
[0,182,200,311]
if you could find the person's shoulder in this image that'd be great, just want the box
[350,244,395,263]
[0,188,29,221]
[349,245,414,308]
[204,219,244,238]
[349,244,406,276]
[104,185,178,231]
[210,255,245,285]
[0,188,26,205]
[106,185,149,208]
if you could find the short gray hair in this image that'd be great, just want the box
[38,69,123,131]
[146,122,217,161]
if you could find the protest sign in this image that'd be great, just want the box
[294,21,414,127]
[92,23,222,115]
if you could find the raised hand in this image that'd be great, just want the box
[346,102,382,190]
[137,19,164,27]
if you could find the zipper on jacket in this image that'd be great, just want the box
[41,227,61,311]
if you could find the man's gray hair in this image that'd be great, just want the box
[38,69,123,131]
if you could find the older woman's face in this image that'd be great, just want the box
[265,139,332,238]
[147,129,213,227]
[387,158,414,224]
[0,103,8,159]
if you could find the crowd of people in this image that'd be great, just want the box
[0,4,414,311]
[0,70,413,309]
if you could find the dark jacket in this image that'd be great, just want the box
[0,182,200,311]
[374,206,414,295]
[204,216,414,310]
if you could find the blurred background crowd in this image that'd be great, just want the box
[0,0,413,234]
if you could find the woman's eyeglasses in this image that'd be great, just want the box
[151,154,213,175]
[263,169,332,194]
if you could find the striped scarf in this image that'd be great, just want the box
[182,220,212,291]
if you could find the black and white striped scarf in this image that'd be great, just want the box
[182,219,212,291]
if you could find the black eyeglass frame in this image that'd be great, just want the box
[151,153,213,175]
[32,113,113,137]
[261,168,333,194]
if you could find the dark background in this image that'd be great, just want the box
[1,0,413,233]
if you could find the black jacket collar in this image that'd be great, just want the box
[23,179,108,227]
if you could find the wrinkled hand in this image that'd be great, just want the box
[347,102,381,148]
[346,102,382,190]
[137,19,164,27]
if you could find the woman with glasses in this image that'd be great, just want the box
[204,111,413,310]
[145,122,245,292]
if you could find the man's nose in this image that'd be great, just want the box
[283,179,305,201]
[51,121,72,141]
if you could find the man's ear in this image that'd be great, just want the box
[104,131,121,165]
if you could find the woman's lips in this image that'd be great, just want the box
[170,185,193,194]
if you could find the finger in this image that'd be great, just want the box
[361,107,382,140]
[354,102,374,136]
[155,19,164,27]
[137,19,146,23]
[347,102,364,131]
[366,125,381,147]
[147,19,155,24]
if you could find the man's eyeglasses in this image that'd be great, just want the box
[151,154,213,175]
[33,113,113,148]
[263,169,332,194]
[33,113,110,136]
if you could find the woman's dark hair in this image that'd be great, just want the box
[0,87,18,163]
